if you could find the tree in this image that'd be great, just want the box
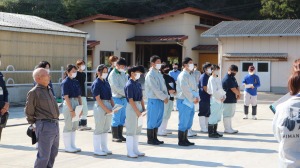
[260,0,300,19]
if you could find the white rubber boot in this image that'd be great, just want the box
[199,116,208,133]
[158,120,167,136]
[93,134,107,156]
[164,119,172,134]
[101,133,112,155]
[71,132,81,152]
[63,132,77,153]
[205,117,209,128]
[223,118,238,134]
[133,135,145,156]
[126,136,138,158]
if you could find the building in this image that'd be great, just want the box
[66,7,236,75]
[201,19,300,93]
[0,12,87,102]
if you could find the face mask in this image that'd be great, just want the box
[188,64,194,71]
[214,71,219,76]
[71,72,77,78]
[207,68,212,74]
[155,64,162,70]
[81,65,86,71]
[113,62,117,66]
[249,72,254,75]
[231,72,236,77]
[163,69,170,74]
[101,73,108,79]
[45,69,50,74]
[119,68,125,73]
[135,73,141,80]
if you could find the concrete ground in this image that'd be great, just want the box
[0,92,282,168]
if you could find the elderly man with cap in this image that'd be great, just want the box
[25,68,60,168]
[242,65,260,120]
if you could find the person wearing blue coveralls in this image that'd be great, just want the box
[124,66,146,158]
[207,65,225,138]
[176,57,199,146]
[91,64,115,156]
[198,63,212,133]
[145,55,169,145]
[61,64,82,153]
[222,65,240,134]
[242,65,260,120]
[75,59,92,131]
[108,58,128,142]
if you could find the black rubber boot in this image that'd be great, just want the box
[147,129,159,145]
[178,131,189,146]
[118,126,126,141]
[184,130,195,145]
[111,126,122,142]
[154,128,164,144]
[214,124,223,137]
[208,124,219,138]
[252,106,257,116]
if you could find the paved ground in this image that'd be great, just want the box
[0,92,282,168]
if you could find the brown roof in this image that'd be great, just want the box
[87,40,100,48]
[192,45,218,51]
[126,35,188,42]
[65,7,237,27]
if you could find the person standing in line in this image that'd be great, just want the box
[25,68,59,168]
[158,64,176,136]
[61,64,82,153]
[107,56,119,81]
[169,63,181,82]
[35,61,55,98]
[145,55,169,145]
[242,66,261,120]
[192,64,201,85]
[91,64,115,156]
[0,57,9,141]
[176,57,199,146]
[108,58,128,142]
[273,70,300,168]
[222,65,240,134]
[75,59,92,131]
[207,65,225,138]
[124,66,146,158]
[198,63,212,133]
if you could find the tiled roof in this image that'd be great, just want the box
[126,35,188,42]
[0,12,86,36]
[87,40,100,48]
[223,53,288,58]
[192,45,217,51]
[201,20,300,37]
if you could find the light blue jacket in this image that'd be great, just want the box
[176,69,198,103]
[108,68,128,98]
[145,68,168,100]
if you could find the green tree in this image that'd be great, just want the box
[260,0,300,19]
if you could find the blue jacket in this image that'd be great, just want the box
[242,74,260,96]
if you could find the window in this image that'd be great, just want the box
[100,51,114,66]
[258,63,269,72]
[242,62,253,72]
[120,52,132,66]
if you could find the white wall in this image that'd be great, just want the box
[219,36,299,92]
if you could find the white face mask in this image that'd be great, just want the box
[101,73,108,79]
[249,72,255,75]
[113,62,117,66]
[188,64,194,71]
[135,73,141,80]
[214,70,220,76]
[81,65,86,71]
[71,72,77,78]
[119,68,125,73]
[207,68,212,74]
[155,64,162,70]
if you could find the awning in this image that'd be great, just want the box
[223,53,288,61]
[192,45,218,51]
[126,35,188,42]
[87,40,100,48]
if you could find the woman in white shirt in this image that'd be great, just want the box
[273,70,300,168]
[207,65,226,138]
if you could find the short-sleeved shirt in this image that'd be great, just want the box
[199,73,210,102]
[242,74,260,96]
[91,78,112,100]
[222,74,239,103]
[61,77,81,98]
[75,71,86,97]
[125,79,143,102]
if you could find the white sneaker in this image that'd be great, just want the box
[243,115,248,119]
[252,115,257,120]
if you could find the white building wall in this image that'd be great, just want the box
[219,36,299,93]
